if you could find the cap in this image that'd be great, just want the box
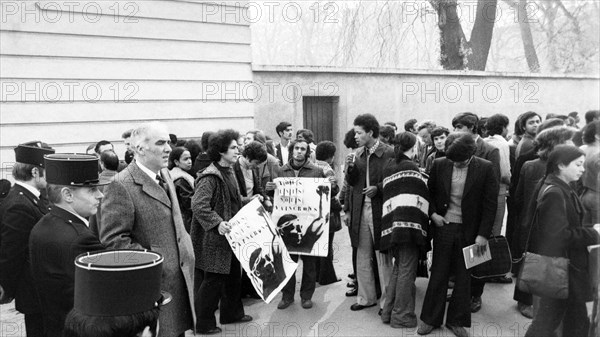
[44,154,108,186]
[14,141,55,167]
[74,250,171,317]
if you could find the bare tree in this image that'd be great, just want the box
[503,0,540,72]
[429,0,498,70]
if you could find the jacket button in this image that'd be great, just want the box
[180,262,184,267]
[177,237,181,243]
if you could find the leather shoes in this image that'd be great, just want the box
[348,273,356,279]
[345,288,358,297]
[470,296,482,313]
[220,314,252,324]
[350,303,376,311]
[277,298,294,310]
[346,281,356,288]
[198,327,222,335]
[417,322,435,335]
[446,324,469,337]
[517,302,533,319]
[301,299,313,309]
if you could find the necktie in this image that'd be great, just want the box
[156,174,168,194]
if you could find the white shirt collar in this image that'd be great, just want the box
[15,181,40,198]
[137,161,161,184]
[55,205,90,228]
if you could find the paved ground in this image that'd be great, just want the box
[0,224,535,337]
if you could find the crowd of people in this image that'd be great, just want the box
[0,109,598,337]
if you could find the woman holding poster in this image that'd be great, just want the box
[191,129,254,335]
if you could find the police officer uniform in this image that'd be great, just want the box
[29,154,106,337]
[0,141,54,337]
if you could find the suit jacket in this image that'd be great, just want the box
[29,207,104,337]
[233,159,264,199]
[0,184,48,314]
[345,142,396,250]
[275,143,284,166]
[99,162,196,336]
[428,156,499,243]
[475,137,501,181]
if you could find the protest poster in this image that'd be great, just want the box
[226,198,298,303]
[272,177,331,257]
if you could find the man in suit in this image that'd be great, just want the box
[0,142,54,337]
[451,112,504,311]
[29,154,106,337]
[99,121,195,337]
[346,114,395,312]
[418,133,498,337]
[274,121,293,166]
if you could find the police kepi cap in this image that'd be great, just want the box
[14,141,55,167]
[44,154,108,186]
[74,250,171,317]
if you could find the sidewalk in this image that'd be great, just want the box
[1,226,532,336]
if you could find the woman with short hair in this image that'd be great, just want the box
[191,129,253,335]
[524,145,600,337]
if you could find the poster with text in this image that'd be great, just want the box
[272,177,331,257]
[226,198,298,303]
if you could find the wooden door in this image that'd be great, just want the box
[302,96,337,142]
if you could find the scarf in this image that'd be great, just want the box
[169,167,195,188]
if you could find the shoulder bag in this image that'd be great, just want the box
[516,185,569,299]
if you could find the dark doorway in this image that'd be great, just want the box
[302,96,338,143]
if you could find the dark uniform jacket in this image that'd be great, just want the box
[0,184,48,314]
[29,206,104,337]
[345,141,395,250]
[427,157,499,243]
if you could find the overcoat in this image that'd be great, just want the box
[345,142,395,250]
[0,184,48,314]
[191,162,237,274]
[530,175,600,302]
[427,156,499,243]
[29,207,104,337]
[99,162,196,336]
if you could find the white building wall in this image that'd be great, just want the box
[1,0,253,177]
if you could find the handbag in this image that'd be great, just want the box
[516,186,569,299]
[471,235,512,280]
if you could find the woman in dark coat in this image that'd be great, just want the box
[191,130,253,335]
[524,145,600,337]
[380,132,430,328]
[169,147,195,233]
[512,126,575,316]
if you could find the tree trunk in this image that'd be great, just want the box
[517,0,540,72]
[467,0,498,70]
[432,0,468,70]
